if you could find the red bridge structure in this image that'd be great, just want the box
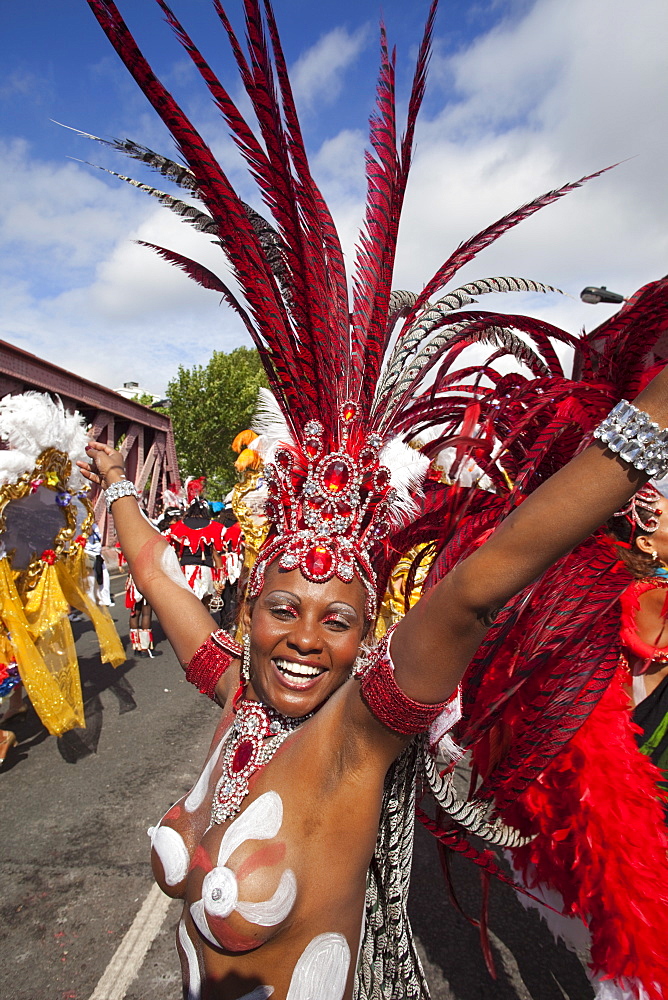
[0,340,180,543]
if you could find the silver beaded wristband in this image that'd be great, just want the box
[104,479,140,512]
[593,399,668,479]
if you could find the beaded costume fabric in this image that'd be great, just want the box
[355,742,430,1000]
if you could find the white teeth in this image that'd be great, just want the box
[274,659,324,679]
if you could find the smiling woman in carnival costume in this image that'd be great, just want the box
[78,1,668,997]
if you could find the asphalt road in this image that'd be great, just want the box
[0,581,593,1000]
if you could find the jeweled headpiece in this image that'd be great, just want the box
[247,401,412,618]
[612,484,662,537]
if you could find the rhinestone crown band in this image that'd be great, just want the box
[593,400,668,479]
[104,478,140,511]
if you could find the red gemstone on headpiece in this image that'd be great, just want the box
[336,501,352,517]
[232,740,254,772]
[319,504,335,522]
[304,545,333,576]
[323,460,349,493]
[305,442,318,458]
[342,402,356,421]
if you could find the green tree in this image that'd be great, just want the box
[167,347,268,497]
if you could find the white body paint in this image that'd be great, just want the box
[160,543,192,591]
[185,735,228,813]
[179,799,348,1000]
[201,865,239,918]
[190,791,297,944]
[148,824,190,887]
[286,933,351,1000]
[217,790,284,866]
[190,898,220,948]
[235,869,297,926]
[178,919,202,1000]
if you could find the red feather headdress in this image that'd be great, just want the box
[82,0,607,613]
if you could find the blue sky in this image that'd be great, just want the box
[1,0,667,395]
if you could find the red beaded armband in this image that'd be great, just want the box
[357,626,452,736]
[186,630,243,700]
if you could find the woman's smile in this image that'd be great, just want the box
[272,657,327,688]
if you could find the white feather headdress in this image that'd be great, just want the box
[0,392,89,489]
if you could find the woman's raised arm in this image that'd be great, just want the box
[391,368,668,704]
[78,442,217,666]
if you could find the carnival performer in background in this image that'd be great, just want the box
[122,506,181,658]
[476,484,668,1000]
[78,2,668,997]
[423,306,668,1000]
[0,391,125,763]
[157,506,183,533]
[229,431,268,603]
[84,521,114,608]
[119,546,155,658]
[610,486,668,808]
[468,483,668,1000]
[212,507,243,630]
[165,478,225,609]
[126,569,154,657]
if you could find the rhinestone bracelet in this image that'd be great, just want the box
[104,479,140,511]
[593,399,668,479]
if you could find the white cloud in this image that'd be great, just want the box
[0,71,40,102]
[379,0,667,341]
[0,138,141,277]
[0,140,250,394]
[1,0,667,401]
[290,25,369,111]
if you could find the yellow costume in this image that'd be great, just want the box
[0,394,125,735]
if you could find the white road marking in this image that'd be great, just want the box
[88,883,173,1000]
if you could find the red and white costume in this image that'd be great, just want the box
[165,517,226,600]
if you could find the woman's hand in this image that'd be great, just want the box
[77,441,127,490]
[78,441,216,665]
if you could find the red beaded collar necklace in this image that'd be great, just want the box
[211,698,313,826]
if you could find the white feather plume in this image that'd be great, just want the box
[0,392,89,489]
[378,437,430,526]
[251,388,295,463]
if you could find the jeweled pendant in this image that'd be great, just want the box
[211,700,311,827]
[231,740,254,772]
